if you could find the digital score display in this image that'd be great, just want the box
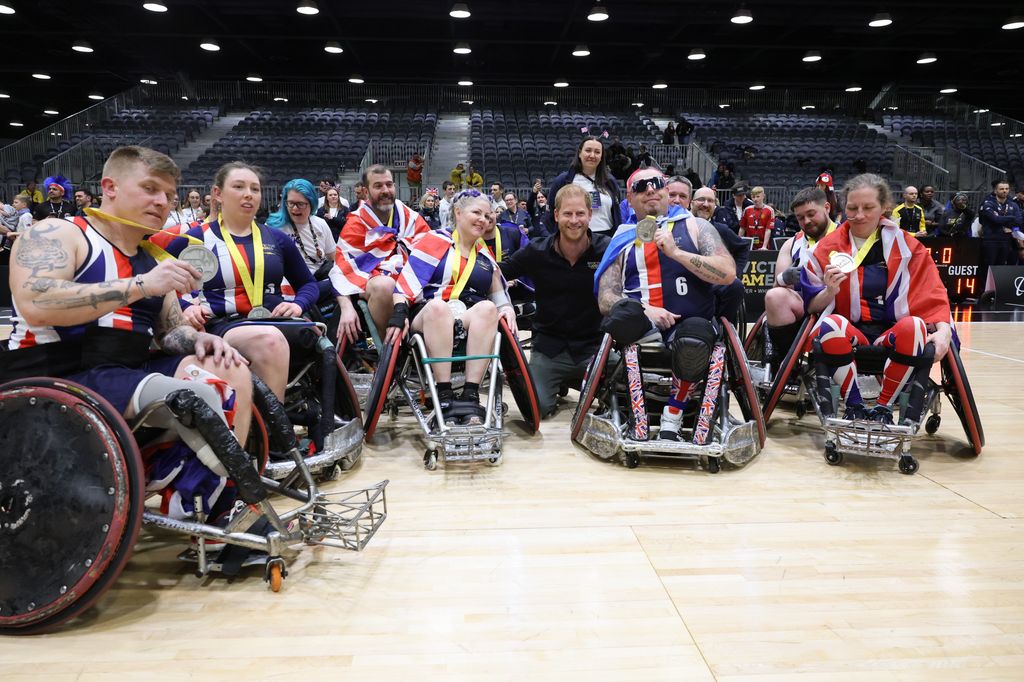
[919,236,983,302]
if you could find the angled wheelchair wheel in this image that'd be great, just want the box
[744,311,767,356]
[0,378,144,635]
[722,317,767,448]
[333,348,362,423]
[362,332,403,439]
[940,343,984,455]
[762,314,817,422]
[498,317,541,434]
[570,333,613,443]
[246,405,270,474]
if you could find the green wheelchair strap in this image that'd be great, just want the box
[420,354,500,364]
[357,299,384,351]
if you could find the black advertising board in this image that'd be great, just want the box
[990,266,1024,307]
[741,250,778,318]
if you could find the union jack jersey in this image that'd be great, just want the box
[790,220,837,268]
[8,217,163,349]
[334,199,431,295]
[396,230,498,304]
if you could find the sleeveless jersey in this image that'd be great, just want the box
[8,217,162,349]
[621,217,715,320]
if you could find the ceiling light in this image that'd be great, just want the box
[802,50,821,63]
[916,52,937,64]
[200,39,220,51]
[553,80,569,87]
[142,2,168,12]
[868,12,893,27]
[453,42,472,54]
[72,41,94,53]
[462,99,474,104]
[140,78,158,85]
[10,120,23,127]
[718,103,731,109]
[543,100,557,106]
[885,105,899,110]
[1002,16,1024,30]
[296,0,319,15]
[991,122,1005,126]
[845,84,863,92]
[273,97,289,102]
[324,41,343,54]
[688,48,706,60]
[181,95,188,100]
[458,79,473,86]
[43,109,59,115]
[801,105,816,110]
[939,87,957,94]
[749,83,765,90]
[1011,133,1023,138]
[587,2,608,21]
[349,75,365,84]
[449,3,471,19]
[32,73,51,80]
[572,45,591,57]
[731,7,753,24]
[88,93,104,100]
[0,4,15,14]
[652,81,668,89]
[631,102,644,107]
[0,91,9,99]
[246,73,263,82]
[365,98,378,103]
[973,108,989,113]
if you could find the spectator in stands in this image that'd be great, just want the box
[676,116,695,145]
[202,192,213,214]
[407,153,424,199]
[635,144,657,169]
[545,136,622,235]
[489,182,505,213]
[316,178,334,210]
[710,162,737,191]
[73,188,94,217]
[526,189,551,237]
[2,195,31,236]
[33,176,75,221]
[498,184,610,417]
[683,167,703,191]
[978,179,1021,267]
[353,181,368,207]
[180,189,204,224]
[892,185,927,236]
[439,180,456,229]
[939,192,974,238]
[1013,189,1024,214]
[419,192,441,230]
[464,164,484,190]
[724,184,753,230]
[739,186,775,250]
[449,162,466,189]
[335,164,431,334]
[661,122,677,146]
[164,195,187,228]
[499,192,530,233]
[815,172,841,222]
[18,180,43,206]
[317,187,349,239]
[920,185,943,233]
[484,204,528,263]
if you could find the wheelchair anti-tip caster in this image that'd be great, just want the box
[925,414,941,435]
[265,557,287,593]
[424,448,438,470]
[795,400,807,419]
[624,452,640,469]
[706,456,721,474]
[898,455,919,475]
[824,442,843,466]
[486,454,502,466]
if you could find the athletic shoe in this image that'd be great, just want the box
[843,402,870,421]
[659,409,682,441]
[868,404,894,425]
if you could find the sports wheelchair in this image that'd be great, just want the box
[212,317,364,481]
[362,317,540,470]
[571,317,766,473]
[744,313,984,473]
[0,374,387,635]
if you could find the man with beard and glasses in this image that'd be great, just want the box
[686,185,750,324]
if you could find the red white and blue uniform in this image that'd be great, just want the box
[334,199,431,295]
[395,229,498,305]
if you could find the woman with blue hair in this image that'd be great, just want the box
[267,178,361,343]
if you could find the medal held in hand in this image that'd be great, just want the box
[179,245,219,283]
[829,251,857,274]
[247,306,272,319]
[636,217,658,244]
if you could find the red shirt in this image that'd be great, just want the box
[740,205,774,248]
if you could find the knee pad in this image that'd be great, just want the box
[600,298,649,346]
[669,317,718,382]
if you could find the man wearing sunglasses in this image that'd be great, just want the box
[594,168,737,440]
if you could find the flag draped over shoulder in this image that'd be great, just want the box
[592,205,691,295]
[334,200,430,294]
[395,229,497,303]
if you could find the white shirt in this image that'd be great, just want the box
[439,196,455,229]
[572,173,613,233]
[281,215,347,298]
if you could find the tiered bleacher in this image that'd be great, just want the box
[183,107,437,185]
[470,106,660,188]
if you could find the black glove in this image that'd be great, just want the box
[779,266,802,286]
[387,302,409,330]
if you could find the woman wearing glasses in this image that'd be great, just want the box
[544,136,622,235]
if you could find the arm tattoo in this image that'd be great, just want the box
[160,326,198,356]
[15,223,71,276]
[688,255,728,281]
[597,257,624,315]
[695,219,728,258]
[28,278,132,310]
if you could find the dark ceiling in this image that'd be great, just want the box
[3,0,1024,133]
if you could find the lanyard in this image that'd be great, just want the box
[218,214,264,308]
[806,220,837,247]
[635,217,681,247]
[84,206,203,262]
[488,228,503,262]
[450,230,480,300]
[832,227,880,270]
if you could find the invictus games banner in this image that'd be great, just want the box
[741,249,778,318]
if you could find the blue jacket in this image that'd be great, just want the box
[544,168,622,234]
[978,192,1022,239]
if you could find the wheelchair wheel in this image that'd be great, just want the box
[0,378,144,635]
[762,314,817,422]
[721,317,767,448]
[570,333,613,443]
[333,349,362,422]
[940,343,984,455]
[744,311,767,359]
[245,405,270,474]
[498,317,541,434]
[363,332,403,439]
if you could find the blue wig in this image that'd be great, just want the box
[266,178,318,229]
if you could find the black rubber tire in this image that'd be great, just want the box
[570,334,613,443]
[941,343,984,455]
[362,332,403,439]
[498,317,542,434]
[722,317,767,448]
[763,315,817,422]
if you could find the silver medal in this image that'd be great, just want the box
[179,245,219,283]
[447,299,468,319]
[247,306,272,319]
[636,217,658,244]
[829,251,857,274]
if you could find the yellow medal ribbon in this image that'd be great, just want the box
[831,227,880,270]
[84,207,203,262]
[450,230,481,301]
[491,228,502,262]
[217,214,265,309]
[806,219,837,247]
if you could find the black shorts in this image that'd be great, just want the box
[66,354,186,415]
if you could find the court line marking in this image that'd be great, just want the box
[961,347,1024,364]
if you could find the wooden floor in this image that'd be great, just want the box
[4,322,1024,681]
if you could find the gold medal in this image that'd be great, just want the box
[636,217,658,243]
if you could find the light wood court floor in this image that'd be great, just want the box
[2,322,1024,681]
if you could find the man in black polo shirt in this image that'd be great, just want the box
[499,184,610,417]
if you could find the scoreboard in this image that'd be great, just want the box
[918,236,983,302]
